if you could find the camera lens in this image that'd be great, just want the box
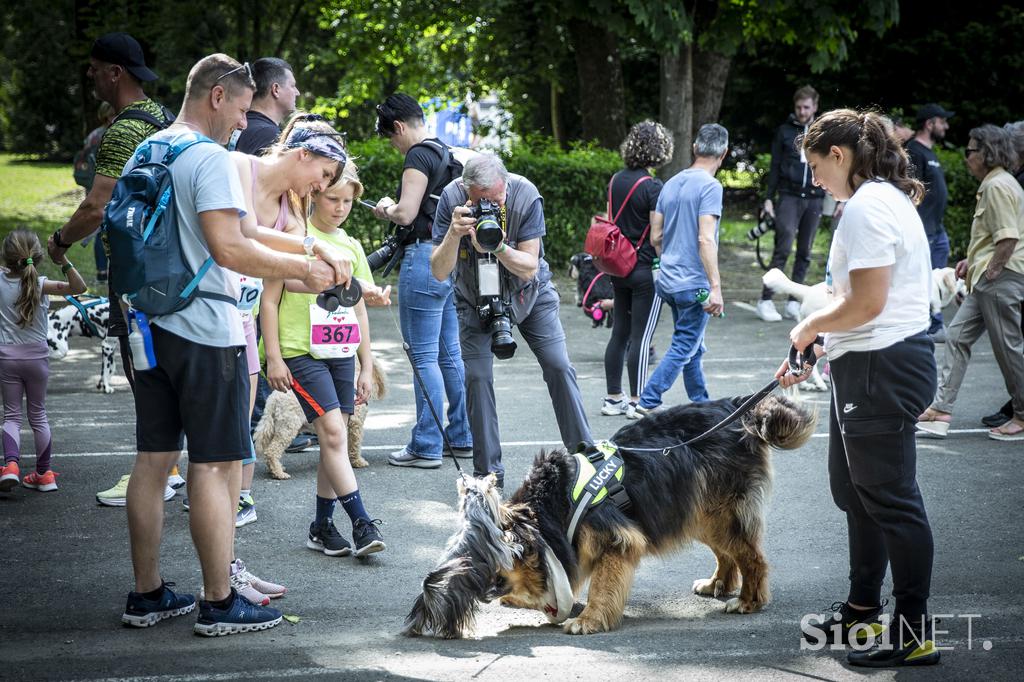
[366,238,398,272]
[490,317,517,360]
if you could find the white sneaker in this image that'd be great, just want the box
[601,396,629,416]
[755,299,782,322]
[167,472,186,489]
[783,300,801,320]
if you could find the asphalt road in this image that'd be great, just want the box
[1,286,1021,681]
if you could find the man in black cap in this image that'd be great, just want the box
[47,32,179,506]
[907,103,955,342]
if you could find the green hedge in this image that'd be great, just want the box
[751,148,977,260]
[934,147,976,260]
[342,137,622,269]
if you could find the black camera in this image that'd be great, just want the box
[746,212,775,241]
[471,199,504,252]
[477,297,517,360]
[316,279,362,311]
[366,225,413,276]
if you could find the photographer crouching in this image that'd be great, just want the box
[430,154,592,489]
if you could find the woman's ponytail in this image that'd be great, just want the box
[803,109,924,203]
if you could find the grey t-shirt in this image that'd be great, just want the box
[432,173,551,320]
[122,129,246,347]
[0,273,49,352]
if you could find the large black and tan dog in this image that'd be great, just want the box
[404,393,815,638]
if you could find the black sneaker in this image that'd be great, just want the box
[802,600,887,646]
[306,519,352,557]
[847,617,940,668]
[122,581,196,628]
[286,435,315,453]
[981,400,1013,428]
[193,588,282,637]
[352,518,386,557]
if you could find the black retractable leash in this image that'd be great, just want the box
[620,336,824,455]
[401,340,466,475]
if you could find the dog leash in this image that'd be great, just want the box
[620,337,824,455]
[379,301,468,477]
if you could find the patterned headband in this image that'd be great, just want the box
[285,126,348,165]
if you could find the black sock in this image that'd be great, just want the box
[207,589,235,610]
[140,584,164,601]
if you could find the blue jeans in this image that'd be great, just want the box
[94,236,108,273]
[927,230,950,333]
[398,242,472,458]
[639,288,710,408]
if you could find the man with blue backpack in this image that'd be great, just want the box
[111,53,347,637]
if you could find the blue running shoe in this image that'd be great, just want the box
[122,581,196,628]
[193,588,282,637]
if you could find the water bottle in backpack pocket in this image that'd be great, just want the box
[103,132,236,317]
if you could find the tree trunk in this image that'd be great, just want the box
[568,18,626,149]
[660,43,693,178]
[550,81,563,149]
[691,48,732,137]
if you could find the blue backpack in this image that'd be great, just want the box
[104,132,236,316]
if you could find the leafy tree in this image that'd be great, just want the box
[624,0,899,175]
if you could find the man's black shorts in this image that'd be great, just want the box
[107,281,129,337]
[133,325,250,462]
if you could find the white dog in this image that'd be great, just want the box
[47,297,118,394]
[761,266,959,393]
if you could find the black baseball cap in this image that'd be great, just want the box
[90,32,158,82]
[915,103,955,125]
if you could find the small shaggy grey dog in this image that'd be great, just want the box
[253,360,386,479]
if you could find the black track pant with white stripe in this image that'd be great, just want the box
[604,265,662,397]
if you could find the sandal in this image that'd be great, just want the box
[988,420,1024,442]
[916,408,952,438]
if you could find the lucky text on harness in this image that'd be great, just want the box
[566,441,632,545]
[104,132,236,316]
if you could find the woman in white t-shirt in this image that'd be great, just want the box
[776,110,940,668]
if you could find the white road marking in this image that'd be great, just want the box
[49,428,998,458]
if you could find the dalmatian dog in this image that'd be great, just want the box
[47,296,118,394]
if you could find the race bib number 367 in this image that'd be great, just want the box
[309,304,360,359]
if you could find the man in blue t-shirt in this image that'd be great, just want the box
[431,154,591,488]
[633,124,728,416]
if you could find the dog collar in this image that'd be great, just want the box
[541,547,573,624]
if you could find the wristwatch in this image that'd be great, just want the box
[302,235,316,257]
[52,229,71,249]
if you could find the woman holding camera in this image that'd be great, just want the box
[778,110,939,667]
[373,94,472,469]
[601,121,673,419]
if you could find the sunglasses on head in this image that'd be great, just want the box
[216,62,252,83]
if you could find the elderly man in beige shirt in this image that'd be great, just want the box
[917,124,1024,441]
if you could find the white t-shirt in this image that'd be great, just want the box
[824,180,931,359]
[122,130,246,348]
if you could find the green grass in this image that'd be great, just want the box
[0,153,100,284]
